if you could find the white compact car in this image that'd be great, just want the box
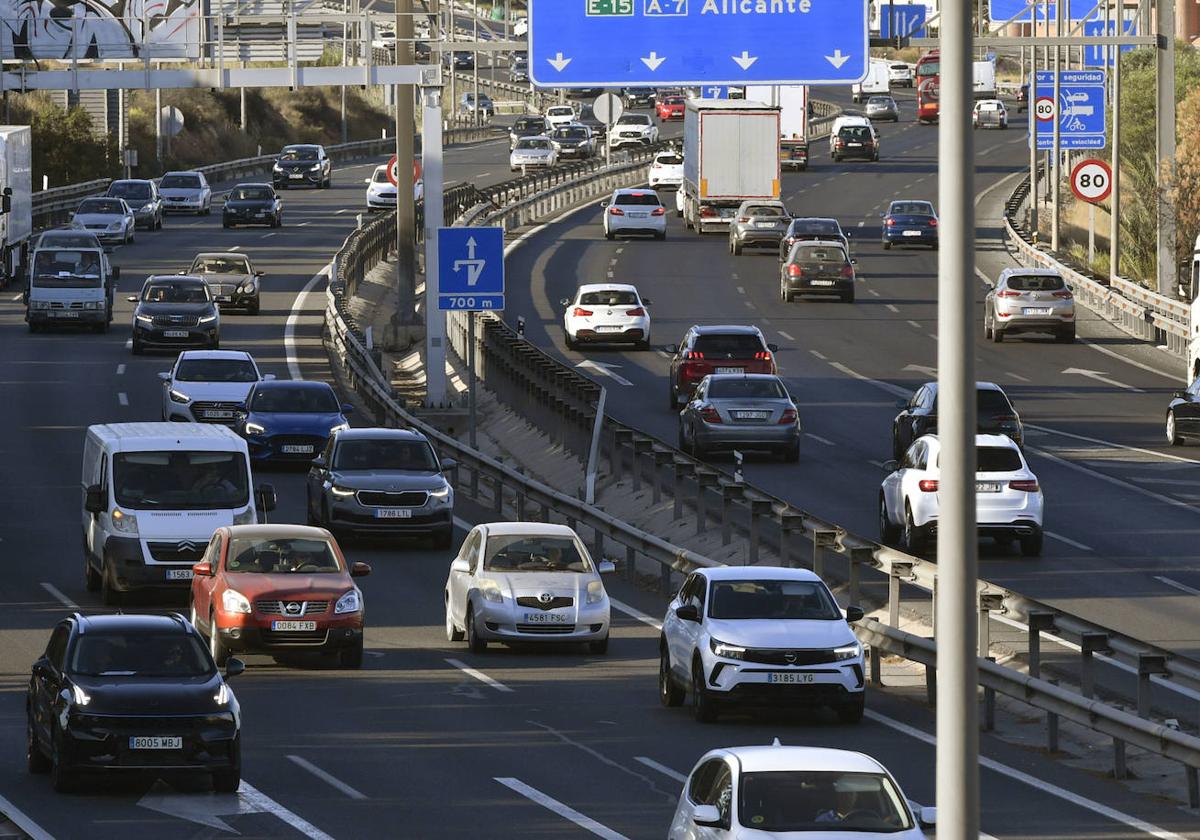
[608,113,660,149]
[364,164,422,211]
[888,62,914,87]
[973,98,1009,129]
[513,16,528,36]
[648,150,684,189]
[659,567,866,723]
[561,283,652,350]
[669,743,934,839]
[880,433,1044,556]
[158,170,213,215]
[509,136,558,171]
[545,105,577,130]
[444,522,615,653]
[601,187,667,240]
[159,350,272,424]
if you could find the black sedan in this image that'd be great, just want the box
[129,274,220,354]
[779,217,850,261]
[223,183,283,229]
[27,613,244,793]
[1166,378,1200,445]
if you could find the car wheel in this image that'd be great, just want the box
[904,503,925,554]
[1020,528,1044,558]
[842,288,855,304]
[781,439,800,463]
[189,597,201,631]
[837,696,866,724]
[984,317,993,340]
[338,638,364,669]
[565,333,577,351]
[27,716,50,774]
[879,495,901,545]
[445,597,465,642]
[655,231,666,241]
[588,635,609,655]
[124,228,132,245]
[84,548,100,592]
[131,338,144,355]
[209,613,230,667]
[466,607,487,653]
[604,229,614,241]
[667,384,678,411]
[659,647,685,706]
[636,339,650,351]
[882,240,891,250]
[211,738,241,792]
[1167,410,1184,446]
[991,324,1004,343]
[223,220,231,229]
[780,279,793,303]
[690,659,717,723]
[49,729,75,793]
[247,297,260,316]
[731,239,742,256]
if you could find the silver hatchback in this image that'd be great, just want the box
[985,268,1075,343]
[728,200,791,256]
[678,374,801,462]
[865,95,900,122]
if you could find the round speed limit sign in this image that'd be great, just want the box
[1070,159,1112,203]
[1034,96,1055,122]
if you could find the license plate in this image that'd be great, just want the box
[903,230,922,237]
[53,311,80,318]
[755,222,777,229]
[164,330,189,338]
[289,173,304,179]
[976,481,1002,493]
[1023,308,1052,316]
[165,568,193,580]
[628,212,647,218]
[375,508,413,519]
[734,410,770,419]
[202,410,235,419]
[523,612,569,623]
[768,672,816,684]
[272,620,317,631]
[595,325,623,332]
[811,279,835,286]
[280,444,314,454]
[215,295,231,303]
[847,142,862,147]
[129,736,182,750]
[715,367,743,374]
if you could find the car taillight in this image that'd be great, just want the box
[928,218,938,227]
[626,307,645,316]
[737,216,750,223]
[652,163,662,169]
[997,289,1022,298]
[684,350,704,360]
[699,406,722,424]
[572,307,593,317]
[778,408,797,425]
[886,218,896,226]
[918,479,939,492]
[651,207,666,216]
[609,207,625,216]
[992,415,1019,425]
[700,206,716,217]
[840,264,855,278]
[1052,290,1073,299]
[754,351,771,361]
[1009,480,1039,492]
[787,264,803,277]
[835,138,845,147]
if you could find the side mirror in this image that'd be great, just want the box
[341,404,354,415]
[674,604,700,622]
[845,605,865,622]
[157,371,171,382]
[597,560,616,574]
[192,561,213,577]
[311,455,327,469]
[918,806,937,827]
[559,297,571,306]
[224,658,246,679]
[766,343,779,352]
[126,295,139,303]
[882,459,899,472]
[692,804,722,827]
[1173,390,1188,400]
[84,484,105,514]
[350,562,371,577]
[263,373,277,381]
[599,199,610,208]
[665,344,679,355]
[256,483,277,513]
[441,457,458,473]
[450,557,470,574]
[364,178,373,184]
[1,186,11,214]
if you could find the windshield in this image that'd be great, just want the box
[175,358,258,383]
[77,199,124,215]
[916,59,940,76]
[548,107,573,116]
[890,202,935,216]
[113,451,249,510]
[791,219,842,237]
[32,250,103,287]
[555,127,589,139]
[580,290,639,306]
[744,205,787,218]
[280,147,319,161]
[192,256,251,275]
[371,168,392,184]
[160,174,201,189]
[107,182,151,200]
[251,385,339,413]
[69,632,212,678]
[708,579,842,620]
[656,154,683,165]
[143,282,210,303]
[230,187,273,201]
[517,138,551,150]
[868,97,893,106]
[1006,273,1065,291]
[514,117,544,130]
[707,378,786,399]
[333,439,438,471]
[664,97,684,105]
[226,536,341,573]
[975,446,1023,472]
[483,535,592,572]
[692,333,765,356]
[792,245,847,263]
[617,114,650,125]
[738,771,912,832]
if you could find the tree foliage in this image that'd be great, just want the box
[7,93,117,187]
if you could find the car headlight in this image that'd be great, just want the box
[238,280,255,293]
[135,312,152,323]
[244,421,266,435]
[82,300,103,310]
[213,683,231,705]
[110,508,138,535]
[273,163,284,172]
[30,299,50,310]
[330,422,350,434]
[586,580,605,605]
[72,684,92,706]
[330,484,356,498]
[833,642,863,661]
[233,507,256,525]
[479,580,503,603]
[429,485,451,500]
[199,313,218,324]
[169,388,190,404]
[335,589,362,614]
[222,589,251,614]
[710,637,746,660]
[309,164,321,172]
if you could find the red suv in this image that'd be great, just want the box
[666,325,779,409]
[656,96,685,121]
[190,524,371,669]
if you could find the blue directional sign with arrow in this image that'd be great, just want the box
[700,84,729,99]
[1032,69,1107,150]
[529,0,869,88]
[438,227,505,311]
[879,4,926,39]
[989,0,1097,21]
[1083,18,1136,67]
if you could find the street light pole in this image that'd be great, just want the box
[1156,0,1177,296]
[1051,0,1062,252]
[1109,7,1121,281]
[1028,0,1038,237]
[936,0,979,836]
[395,0,417,319]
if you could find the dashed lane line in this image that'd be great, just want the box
[41,582,78,610]
[1154,575,1200,597]
[445,657,514,693]
[777,330,795,341]
[494,778,630,840]
[286,755,368,800]
[886,304,899,313]
[0,793,54,840]
[238,781,337,840]
[805,433,835,446]
[118,392,128,406]
[907,320,921,329]
[1044,531,1094,552]
[634,756,686,783]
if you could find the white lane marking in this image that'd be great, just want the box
[229,245,242,251]
[609,597,662,630]
[907,320,921,329]
[869,288,880,297]
[1062,366,1144,393]
[809,349,827,360]
[118,392,128,406]
[285,267,329,381]
[10,293,21,302]
[1027,422,1200,467]
[606,270,614,279]
[805,433,835,446]
[615,247,625,254]
[736,285,746,295]
[829,362,912,398]
[238,781,337,840]
[1027,446,1200,518]
[865,710,1188,840]
[297,221,311,227]
[885,304,899,313]
[777,330,795,341]
[445,657,514,692]
[41,582,78,610]
[857,221,865,227]
[608,258,618,267]
[261,232,277,239]
[927,333,938,341]
[1155,575,1200,596]
[124,338,133,349]
[577,359,634,386]
[335,208,351,214]
[0,793,55,840]
[286,754,368,800]
[867,459,887,469]
[634,756,687,783]
[495,778,630,840]
[1005,371,1030,382]
[744,300,754,308]
[116,364,126,375]
[1044,531,1094,551]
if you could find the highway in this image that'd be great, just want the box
[0,108,1195,839]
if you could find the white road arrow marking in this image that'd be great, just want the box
[732,51,757,70]
[547,52,571,72]
[825,49,851,69]
[137,780,263,833]
[1061,367,1144,393]
[902,364,938,377]
[641,52,666,71]
[576,360,633,386]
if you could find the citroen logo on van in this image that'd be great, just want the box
[176,540,198,552]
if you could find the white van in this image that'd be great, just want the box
[852,61,890,103]
[25,228,117,333]
[81,423,275,604]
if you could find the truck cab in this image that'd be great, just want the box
[25,228,117,333]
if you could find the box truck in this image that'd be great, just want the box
[745,85,809,170]
[0,125,31,289]
[973,60,997,99]
[852,61,890,103]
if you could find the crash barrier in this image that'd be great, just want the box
[1004,169,1189,364]
[323,154,1200,806]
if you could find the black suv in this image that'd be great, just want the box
[892,381,1024,459]
[129,274,220,354]
[272,144,331,189]
[27,613,244,792]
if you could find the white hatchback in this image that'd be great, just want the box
[601,188,667,240]
[561,283,651,351]
[159,350,272,424]
[879,433,1044,556]
[545,105,577,130]
[648,150,684,189]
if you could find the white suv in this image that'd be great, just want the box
[659,567,866,723]
[601,188,667,240]
[608,113,660,149]
[545,105,577,130]
[159,350,271,424]
[879,433,1044,556]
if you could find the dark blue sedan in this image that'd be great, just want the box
[881,200,938,250]
[240,380,351,464]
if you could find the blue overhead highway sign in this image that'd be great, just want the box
[701,84,729,99]
[1032,70,1106,150]
[1083,18,1136,67]
[879,4,926,39]
[529,0,869,88]
[989,0,1097,21]
[438,227,505,311]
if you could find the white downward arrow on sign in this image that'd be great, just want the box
[547,52,571,72]
[732,50,757,70]
[825,49,851,69]
[1062,367,1144,393]
[641,52,666,71]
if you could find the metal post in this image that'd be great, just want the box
[1047,678,1060,751]
[936,0,979,835]
[447,6,456,126]
[1110,17,1121,280]
[1027,611,1055,679]
[472,7,480,128]
[467,312,477,447]
[394,0,417,331]
[1156,0,1177,296]
[155,87,162,166]
[1088,202,1095,265]
[1079,632,1110,699]
[1029,0,1039,236]
[584,388,607,504]
[1051,0,1063,252]
[423,87,446,407]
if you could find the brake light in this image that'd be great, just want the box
[651,207,666,216]
[626,307,645,316]
[778,408,797,425]
[737,217,750,223]
[700,206,716,217]
[1052,290,1073,299]
[835,138,845,147]
[684,350,704,360]
[754,351,772,361]
[886,218,896,226]
[918,479,939,492]
[1008,480,1039,492]
[699,406,723,424]
[840,264,855,278]
[609,207,625,216]
[572,307,593,317]
[787,264,803,277]
[997,289,1021,298]
[928,218,938,227]
[992,415,1019,425]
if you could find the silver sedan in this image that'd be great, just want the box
[678,374,801,462]
[70,197,135,245]
[865,95,900,122]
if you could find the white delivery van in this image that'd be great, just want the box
[25,228,117,333]
[852,61,890,103]
[81,423,276,604]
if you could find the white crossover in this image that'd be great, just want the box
[444,522,615,653]
[879,433,1044,556]
[608,113,660,149]
[159,350,272,424]
[561,283,651,350]
[659,566,866,723]
[602,187,667,240]
[648,150,684,189]
[544,105,577,130]
[509,136,558,171]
